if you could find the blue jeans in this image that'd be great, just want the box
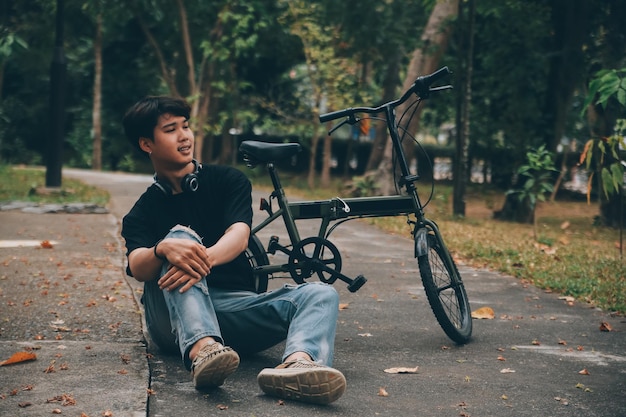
[142,225,340,370]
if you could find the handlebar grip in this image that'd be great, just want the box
[413,66,450,95]
[423,66,450,85]
[319,108,352,123]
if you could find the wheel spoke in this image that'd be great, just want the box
[418,233,472,343]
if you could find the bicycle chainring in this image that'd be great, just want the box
[287,237,342,284]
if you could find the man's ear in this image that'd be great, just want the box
[138,137,153,154]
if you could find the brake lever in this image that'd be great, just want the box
[429,85,453,93]
[327,114,360,136]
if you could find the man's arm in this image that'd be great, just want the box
[155,222,250,293]
[128,237,211,283]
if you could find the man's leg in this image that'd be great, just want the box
[210,282,346,404]
[144,225,239,388]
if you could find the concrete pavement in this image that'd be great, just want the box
[1,168,624,417]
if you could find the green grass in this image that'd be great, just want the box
[243,166,626,315]
[0,166,110,205]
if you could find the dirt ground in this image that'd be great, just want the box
[463,191,599,221]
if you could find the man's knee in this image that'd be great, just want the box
[166,224,203,243]
[302,282,339,306]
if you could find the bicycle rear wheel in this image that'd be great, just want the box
[245,235,270,293]
[417,232,472,344]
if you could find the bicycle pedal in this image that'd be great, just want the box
[347,275,367,293]
[268,236,280,255]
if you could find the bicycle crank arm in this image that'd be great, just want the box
[312,261,367,293]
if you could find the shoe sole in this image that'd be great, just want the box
[257,367,346,405]
[193,350,240,389]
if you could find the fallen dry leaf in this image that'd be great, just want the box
[554,396,569,406]
[40,240,54,249]
[383,366,419,374]
[103,411,113,417]
[578,369,590,375]
[0,351,37,366]
[338,303,350,311]
[378,387,389,397]
[216,404,229,410]
[599,322,613,332]
[471,306,495,319]
[46,393,76,406]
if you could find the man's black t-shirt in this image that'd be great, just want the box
[121,164,254,291]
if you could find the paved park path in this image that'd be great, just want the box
[1,168,624,417]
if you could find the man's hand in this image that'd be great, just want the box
[158,264,203,293]
[157,238,211,292]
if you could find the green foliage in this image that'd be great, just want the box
[581,68,626,114]
[346,173,379,197]
[468,0,552,178]
[580,69,626,200]
[0,29,28,63]
[0,0,625,183]
[507,145,557,210]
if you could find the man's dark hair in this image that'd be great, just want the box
[123,96,191,152]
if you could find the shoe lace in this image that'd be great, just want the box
[282,359,322,369]
[192,342,223,368]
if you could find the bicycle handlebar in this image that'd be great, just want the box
[319,66,451,123]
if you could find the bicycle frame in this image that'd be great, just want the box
[241,67,473,344]
[243,66,456,289]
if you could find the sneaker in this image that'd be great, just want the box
[257,359,346,404]
[191,342,240,389]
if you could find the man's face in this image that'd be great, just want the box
[147,113,194,168]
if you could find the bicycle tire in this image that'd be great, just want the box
[245,235,270,293]
[417,233,472,344]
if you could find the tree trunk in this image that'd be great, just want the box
[321,129,332,187]
[365,51,401,172]
[542,0,590,152]
[375,0,459,195]
[176,0,196,96]
[308,131,320,189]
[452,0,475,216]
[91,13,103,171]
[194,87,210,163]
[136,15,180,97]
[494,194,534,224]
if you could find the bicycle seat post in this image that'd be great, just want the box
[266,162,302,244]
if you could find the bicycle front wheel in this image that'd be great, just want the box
[417,233,472,344]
